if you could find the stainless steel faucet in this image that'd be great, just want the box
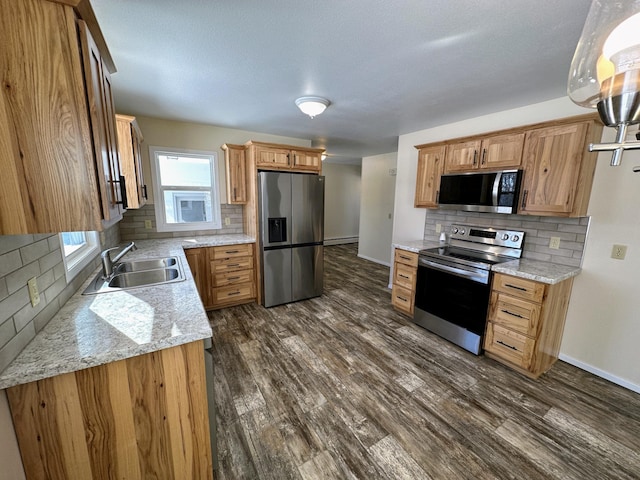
[101,242,137,278]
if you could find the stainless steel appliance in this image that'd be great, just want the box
[438,169,522,214]
[258,171,324,307]
[413,224,525,354]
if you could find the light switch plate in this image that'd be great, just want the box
[436,223,442,233]
[549,237,561,249]
[144,220,152,229]
[225,217,231,226]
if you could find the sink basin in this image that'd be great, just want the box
[115,257,177,273]
[82,257,185,295]
[108,268,181,288]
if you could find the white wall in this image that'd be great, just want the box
[394,96,640,392]
[135,116,312,204]
[359,152,397,265]
[322,162,361,244]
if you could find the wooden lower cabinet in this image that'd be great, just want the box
[185,244,256,310]
[391,248,419,316]
[6,341,213,480]
[484,273,574,378]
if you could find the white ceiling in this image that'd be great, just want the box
[91,0,592,162]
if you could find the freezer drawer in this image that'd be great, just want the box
[262,248,292,307]
[292,245,323,302]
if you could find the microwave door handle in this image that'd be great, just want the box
[492,172,502,207]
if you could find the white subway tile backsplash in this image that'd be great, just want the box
[0,235,34,256]
[13,298,46,332]
[0,287,30,324]
[39,249,62,272]
[0,320,15,350]
[0,322,35,373]
[0,251,22,277]
[20,239,50,264]
[0,279,7,302]
[5,261,41,296]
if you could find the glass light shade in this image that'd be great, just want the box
[568,1,640,126]
[295,96,330,118]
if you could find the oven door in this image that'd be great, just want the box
[413,256,491,354]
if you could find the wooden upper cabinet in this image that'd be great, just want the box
[481,133,524,169]
[444,140,481,172]
[0,0,102,235]
[78,19,124,227]
[256,146,291,169]
[519,121,600,216]
[444,133,524,173]
[222,144,247,204]
[116,114,147,209]
[292,150,322,171]
[414,145,445,208]
[185,247,209,306]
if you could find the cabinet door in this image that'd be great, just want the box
[480,133,524,169]
[519,123,589,215]
[415,145,445,208]
[79,20,124,226]
[291,150,321,172]
[444,140,481,173]
[0,1,102,235]
[224,145,247,204]
[116,115,146,209]
[255,147,290,169]
[185,247,209,307]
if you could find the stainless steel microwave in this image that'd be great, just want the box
[438,169,522,214]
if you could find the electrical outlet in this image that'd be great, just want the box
[611,244,627,260]
[549,237,561,250]
[144,220,152,229]
[28,277,40,307]
[225,217,231,226]
[436,223,442,234]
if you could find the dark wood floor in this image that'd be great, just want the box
[209,244,640,480]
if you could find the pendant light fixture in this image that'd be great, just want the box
[295,96,330,119]
[568,0,640,166]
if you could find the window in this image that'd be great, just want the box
[149,146,221,232]
[60,231,100,281]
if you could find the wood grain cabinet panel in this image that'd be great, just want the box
[484,273,574,378]
[0,0,103,235]
[444,140,482,172]
[222,144,247,204]
[116,114,147,209]
[247,141,324,174]
[7,341,213,480]
[185,247,209,307]
[391,248,419,316]
[481,132,524,169]
[414,145,445,208]
[292,150,322,171]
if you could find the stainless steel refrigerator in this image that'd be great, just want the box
[258,171,324,307]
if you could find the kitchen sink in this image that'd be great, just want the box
[82,257,185,295]
[115,257,178,273]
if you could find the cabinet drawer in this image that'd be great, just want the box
[488,291,541,337]
[212,283,255,304]
[484,323,535,370]
[213,269,254,287]
[394,262,416,290]
[493,273,545,303]
[211,243,253,259]
[392,284,414,315]
[211,257,253,274]
[394,249,418,267]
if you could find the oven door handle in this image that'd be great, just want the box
[419,257,489,284]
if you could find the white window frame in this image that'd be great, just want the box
[60,231,100,282]
[149,146,221,232]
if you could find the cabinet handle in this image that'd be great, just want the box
[227,263,240,267]
[142,184,148,199]
[501,309,524,319]
[398,296,408,302]
[521,190,528,208]
[227,276,240,281]
[497,340,517,351]
[225,250,239,254]
[473,150,478,165]
[115,175,128,209]
[233,187,237,200]
[481,148,487,165]
[505,283,528,292]
[228,291,241,296]
[436,190,440,203]
[399,274,409,279]
[399,255,411,260]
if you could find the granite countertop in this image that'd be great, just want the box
[492,258,581,284]
[0,234,255,390]
[392,239,440,253]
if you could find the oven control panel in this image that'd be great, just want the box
[449,224,524,249]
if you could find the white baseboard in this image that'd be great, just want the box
[357,253,391,267]
[324,237,358,246]
[558,353,640,394]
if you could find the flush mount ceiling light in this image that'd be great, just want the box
[568,0,640,166]
[295,96,330,118]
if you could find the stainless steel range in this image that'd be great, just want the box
[413,224,525,355]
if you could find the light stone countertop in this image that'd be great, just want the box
[392,239,440,253]
[0,234,255,390]
[492,258,581,284]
